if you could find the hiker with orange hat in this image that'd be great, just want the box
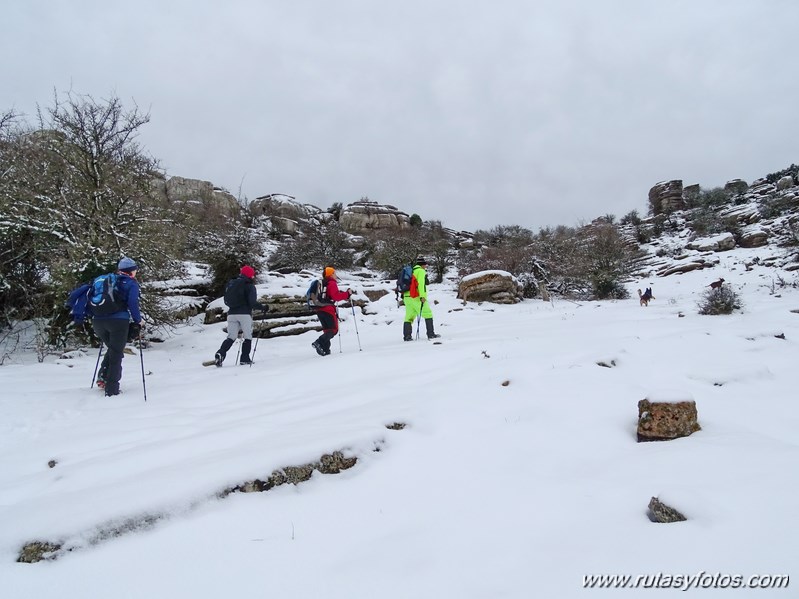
[213,265,265,366]
[311,266,352,356]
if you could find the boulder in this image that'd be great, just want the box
[738,226,769,248]
[686,232,736,252]
[458,238,475,249]
[637,398,700,442]
[458,270,523,304]
[250,194,324,221]
[648,497,687,523]
[270,216,299,235]
[718,203,761,225]
[776,175,795,191]
[338,200,411,232]
[724,179,748,195]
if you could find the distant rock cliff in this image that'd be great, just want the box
[338,199,411,233]
[152,175,240,219]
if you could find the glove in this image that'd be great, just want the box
[420,297,426,304]
[127,322,142,342]
[347,289,353,297]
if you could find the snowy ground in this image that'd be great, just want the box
[1,253,797,598]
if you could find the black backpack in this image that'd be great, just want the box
[223,277,248,309]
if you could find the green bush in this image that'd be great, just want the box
[698,285,741,315]
[591,274,630,300]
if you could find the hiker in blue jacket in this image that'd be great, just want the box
[93,257,142,397]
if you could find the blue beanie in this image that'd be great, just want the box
[118,257,138,272]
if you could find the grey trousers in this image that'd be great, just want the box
[226,314,253,340]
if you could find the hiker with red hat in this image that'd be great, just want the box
[213,265,265,366]
[310,266,352,356]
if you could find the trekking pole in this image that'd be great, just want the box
[250,334,259,367]
[91,342,104,388]
[350,303,362,351]
[336,307,342,353]
[415,314,421,340]
[235,332,242,364]
[138,332,147,402]
[250,308,266,367]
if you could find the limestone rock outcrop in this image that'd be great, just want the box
[457,270,523,304]
[738,226,769,248]
[649,180,684,214]
[686,232,736,252]
[724,179,749,195]
[338,200,411,233]
[776,175,795,191]
[164,176,240,218]
[250,194,325,222]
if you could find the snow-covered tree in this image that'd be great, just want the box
[0,92,183,342]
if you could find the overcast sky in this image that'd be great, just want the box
[2,1,797,232]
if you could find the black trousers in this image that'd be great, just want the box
[315,310,338,352]
[92,318,129,395]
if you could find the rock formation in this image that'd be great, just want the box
[338,199,411,233]
[457,270,523,304]
[686,232,736,252]
[649,180,685,214]
[162,175,240,218]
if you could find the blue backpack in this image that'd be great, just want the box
[88,273,125,315]
[305,279,327,308]
[396,265,413,295]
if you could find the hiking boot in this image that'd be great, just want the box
[403,321,413,342]
[214,352,224,367]
[312,340,326,356]
[96,379,106,389]
[239,339,252,364]
[425,318,440,339]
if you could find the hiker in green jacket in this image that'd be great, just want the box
[403,258,440,341]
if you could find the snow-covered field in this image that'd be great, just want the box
[1,252,797,598]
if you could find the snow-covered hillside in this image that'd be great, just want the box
[1,242,797,597]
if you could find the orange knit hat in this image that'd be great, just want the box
[323,266,336,279]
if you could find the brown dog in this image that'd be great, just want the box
[638,287,654,307]
[709,278,725,289]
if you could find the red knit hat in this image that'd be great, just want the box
[240,265,255,279]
